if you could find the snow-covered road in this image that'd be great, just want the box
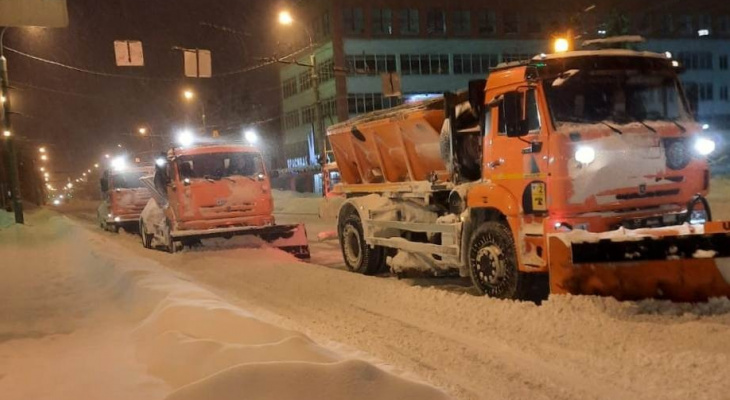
[3,186,730,400]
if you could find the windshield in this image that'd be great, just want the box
[542,58,689,126]
[111,172,146,189]
[176,152,264,180]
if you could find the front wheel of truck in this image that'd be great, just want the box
[468,221,532,301]
[339,211,385,275]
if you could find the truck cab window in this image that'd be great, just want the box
[497,89,540,135]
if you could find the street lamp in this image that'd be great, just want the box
[40,154,48,161]
[2,129,9,137]
[104,154,110,159]
[39,147,46,153]
[278,10,322,164]
[94,163,100,168]
[182,89,207,134]
[278,10,294,25]
[138,127,147,135]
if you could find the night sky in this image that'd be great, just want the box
[5,0,301,179]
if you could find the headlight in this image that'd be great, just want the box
[693,137,716,156]
[574,146,596,165]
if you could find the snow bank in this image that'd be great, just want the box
[271,190,343,219]
[0,209,13,229]
[167,359,450,400]
[0,211,449,400]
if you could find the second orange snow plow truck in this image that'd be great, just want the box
[139,143,310,258]
[98,164,154,233]
[329,49,730,302]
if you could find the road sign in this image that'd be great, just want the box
[381,72,401,98]
[114,40,144,67]
[183,49,212,78]
[0,0,68,27]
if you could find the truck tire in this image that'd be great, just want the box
[339,211,385,275]
[467,221,533,301]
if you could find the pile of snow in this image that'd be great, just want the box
[0,209,13,229]
[272,190,322,215]
[272,190,344,219]
[0,212,449,400]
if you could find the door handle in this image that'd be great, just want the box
[487,158,504,169]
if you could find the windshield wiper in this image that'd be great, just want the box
[669,119,687,133]
[599,120,623,135]
[630,118,657,133]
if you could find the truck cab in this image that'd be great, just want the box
[98,165,154,233]
[140,144,309,257]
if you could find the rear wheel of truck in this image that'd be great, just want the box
[468,221,533,301]
[339,211,385,275]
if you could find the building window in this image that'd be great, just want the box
[699,83,713,101]
[720,86,729,101]
[284,110,300,130]
[452,10,471,35]
[719,15,730,34]
[453,54,499,74]
[503,11,519,34]
[321,97,338,118]
[347,93,399,114]
[426,9,446,35]
[720,55,728,70]
[301,105,315,125]
[299,70,312,91]
[678,52,713,70]
[343,7,364,35]
[372,8,393,35]
[676,15,693,36]
[345,54,396,75]
[399,9,420,35]
[317,59,335,82]
[282,77,298,98]
[526,15,542,34]
[657,14,673,35]
[400,54,450,75]
[502,53,533,63]
[477,10,497,35]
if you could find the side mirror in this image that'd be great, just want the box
[100,177,109,193]
[270,170,280,179]
[468,79,487,115]
[503,91,529,137]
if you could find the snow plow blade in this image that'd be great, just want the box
[548,221,730,302]
[174,223,310,259]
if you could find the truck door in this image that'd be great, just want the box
[483,87,550,216]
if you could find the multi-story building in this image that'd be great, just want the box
[278,0,730,188]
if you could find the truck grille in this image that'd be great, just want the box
[616,189,680,201]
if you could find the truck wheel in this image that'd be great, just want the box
[467,221,531,300]
[339,212,385,275]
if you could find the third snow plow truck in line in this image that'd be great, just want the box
[329,48,730,302]
[139,143,310,258]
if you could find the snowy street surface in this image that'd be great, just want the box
[1,182,730,400]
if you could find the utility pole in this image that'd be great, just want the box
[0,27,23,223]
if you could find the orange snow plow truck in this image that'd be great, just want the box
[98,165,154,233]
[139,144,310,258]
[329,49,730,302]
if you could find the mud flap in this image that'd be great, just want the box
[548,222,730,302]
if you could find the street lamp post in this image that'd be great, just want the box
[0,27,23,223]
[279,11,322,165]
